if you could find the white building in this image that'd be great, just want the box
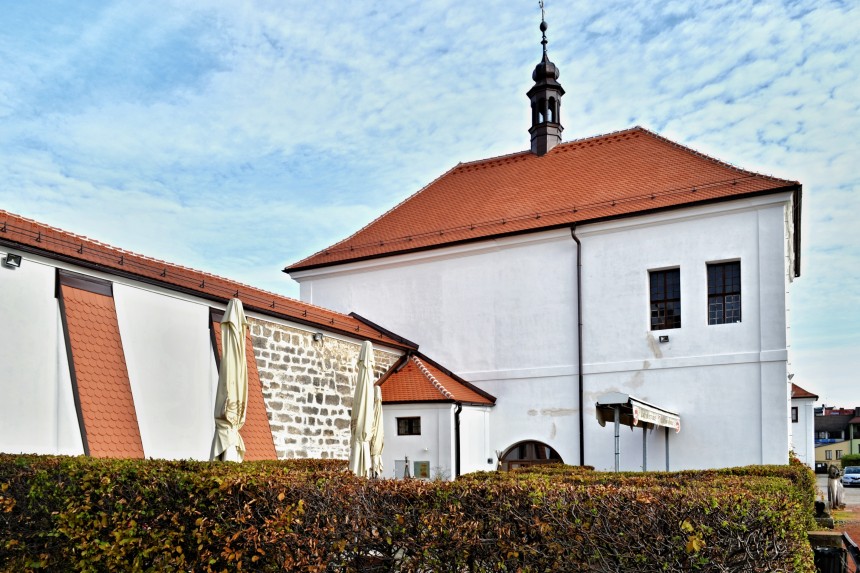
[790,383,818,470]
[0,209,411,460]
[286,33,802,473]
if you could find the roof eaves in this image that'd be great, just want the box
[0,211,408,350]
[284,184,800,273]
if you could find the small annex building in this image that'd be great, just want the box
[790,382,818,470]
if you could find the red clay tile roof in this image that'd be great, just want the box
[379,355,495,405]
[59,284,144,458]
[211,315,277,461]
[0,209,414,351]
[791,383,818,400]
[288,127,800,271]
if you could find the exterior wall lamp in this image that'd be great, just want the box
[2,253,22,269]
[312,332,324,342]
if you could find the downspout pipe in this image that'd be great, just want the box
[454,403,463,478]
[570,225,585,467]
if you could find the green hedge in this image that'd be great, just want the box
[0,455,815,572]
[841,453,860,469]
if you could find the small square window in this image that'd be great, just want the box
[791,407,798,423]
[397,417,421,436]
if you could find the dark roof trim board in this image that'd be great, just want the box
[349,312,421,349]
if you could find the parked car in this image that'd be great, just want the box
[843,466,860,487]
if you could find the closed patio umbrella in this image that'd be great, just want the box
[349,341,375,477]
[210,298,248,462]
[370,385,384,478]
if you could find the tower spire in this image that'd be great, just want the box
[528,0,565,156]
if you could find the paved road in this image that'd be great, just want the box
[817,475,860,506]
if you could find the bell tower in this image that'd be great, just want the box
[527,2,565,156]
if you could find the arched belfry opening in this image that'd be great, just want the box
[527,3,565,156]
[498,440,563,470]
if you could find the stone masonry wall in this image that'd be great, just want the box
[248,317,399,459]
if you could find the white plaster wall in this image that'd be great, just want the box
[114,284,218,460]
[0,252,83,455]
[457,406,495,475]
[292,195,795,471]
[474,375,579,467]
[298,231,578,376]
[382,403,454,479]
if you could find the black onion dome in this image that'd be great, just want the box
[532,53,560,82]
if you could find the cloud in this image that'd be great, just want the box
[0,0,857,401]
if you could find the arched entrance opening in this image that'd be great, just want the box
[498,440,562,471]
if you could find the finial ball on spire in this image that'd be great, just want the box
[540,21,548,33]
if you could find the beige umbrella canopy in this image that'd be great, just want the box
[370,385,384,478]
[210,298,249,462]
[349,341,375,477]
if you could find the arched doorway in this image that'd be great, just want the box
[498,440,562,471]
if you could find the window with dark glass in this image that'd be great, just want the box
[396,417,421,436]
[791,407,798,423]
[708,261,741,324]
[650,269,681,330]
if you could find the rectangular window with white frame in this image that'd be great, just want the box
[650,268,681,330]
[791,407,798,423]
[707,261,741,324]
[826,450,832,460]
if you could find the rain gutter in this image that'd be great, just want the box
[570,225,585,467]
[454,403,463,478]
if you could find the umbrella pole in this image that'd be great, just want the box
[614,406,620,473]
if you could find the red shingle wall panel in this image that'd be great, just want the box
[60,285,144,458]
[211,319,277,460]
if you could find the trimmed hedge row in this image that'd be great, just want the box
[842,453,860,469]
[1,455,815,572]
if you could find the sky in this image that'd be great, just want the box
[0,1,857,406]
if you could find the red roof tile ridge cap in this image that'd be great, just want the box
[0,209,373,328]
[454,126,645,167]
[635,126,798,185]
[287,163,466,270]
[413,356,454,400]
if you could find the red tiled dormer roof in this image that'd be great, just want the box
[379,354,495,406]
[791,383,818,400]
[287,127,801,273]
[59,281,144,458]
[0,209,414,351]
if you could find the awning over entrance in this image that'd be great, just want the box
[596,393,681,432]
[595,392,681,472]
